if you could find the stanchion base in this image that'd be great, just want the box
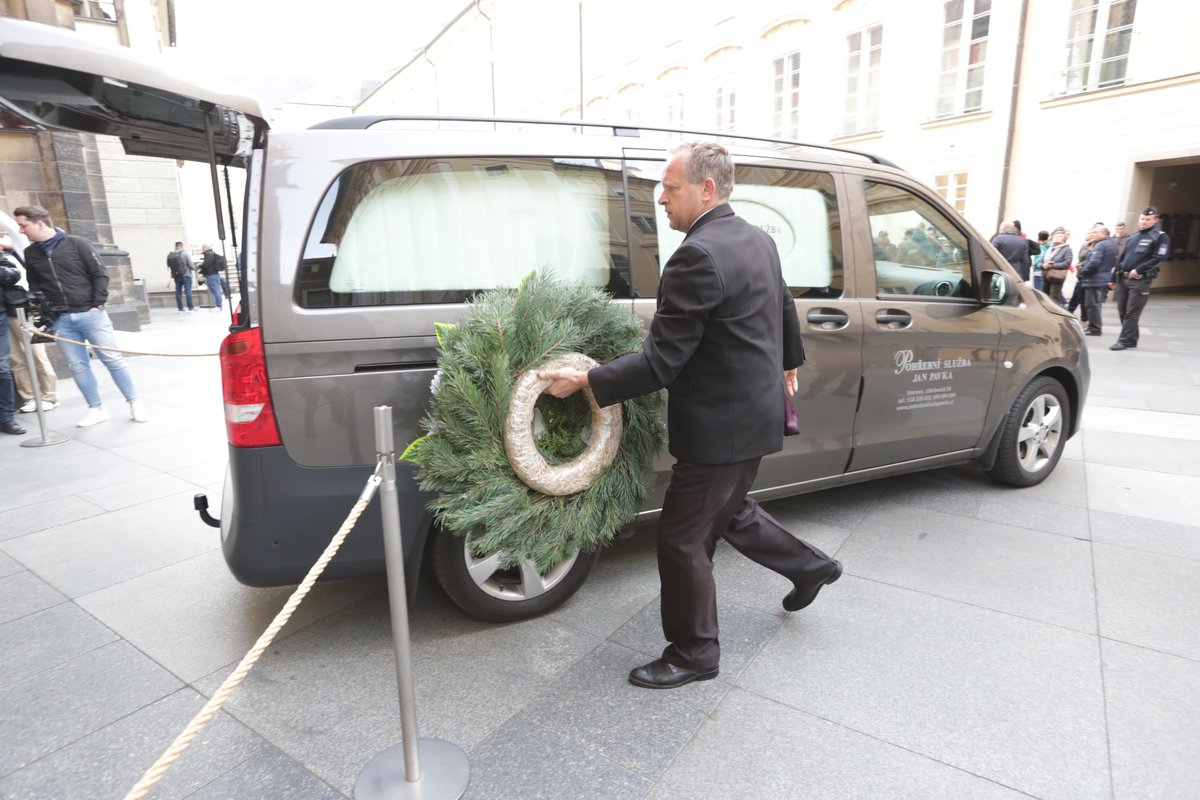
[355,738,469,800]
[21,435,69,448]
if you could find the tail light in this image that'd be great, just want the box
[219,327,282,447]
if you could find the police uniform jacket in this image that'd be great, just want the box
[1117,226,1169,279]
[588,203,805,465]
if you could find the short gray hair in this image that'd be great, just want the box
[671,141,734,199]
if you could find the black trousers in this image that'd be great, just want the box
[656,457,834,670]
[1082,287,1105,334]
[1114,276,1152,345]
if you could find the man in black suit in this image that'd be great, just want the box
[540,142,841,689]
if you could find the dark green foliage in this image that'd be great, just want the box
[402,272,665,571]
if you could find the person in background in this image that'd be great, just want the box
[991,221,1031,280]
[1031,230,1051,291]
[1110,206,1170,351]
[1040,227,1073,305]
[198,244,226,312]
[13,205,149,427]
[1,233,59,414]
[1077,225,1116,337]
[167,240,195,313]
[0,242,25,435]
[1067,222,1103,320]
[1112,221,1130,262]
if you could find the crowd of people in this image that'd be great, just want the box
[990,206,1168,349]
[1,204,238,437]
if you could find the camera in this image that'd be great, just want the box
[26,291,67,341]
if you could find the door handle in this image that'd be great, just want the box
[875,309,912,329]
[806,308,850,330]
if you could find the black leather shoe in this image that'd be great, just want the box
[783,560,843,612]
[628,659,718,689]
[0,420,26,435]
[1109,342,1129,350]
[1085,331,1102,336]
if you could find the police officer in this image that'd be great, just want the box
[1109,205,1169,351]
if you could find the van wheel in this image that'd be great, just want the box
[431,528,597,622]
[988,376,1069,487]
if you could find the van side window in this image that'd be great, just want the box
[296,157,633,307]
[865,180,974,299]
[629,162,842,299]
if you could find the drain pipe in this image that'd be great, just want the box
[996,0,1031,230]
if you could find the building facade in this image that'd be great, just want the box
[1,0,188,324]
[359,0,1200,288]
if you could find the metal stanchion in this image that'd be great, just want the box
[16,308,67,448]
[355,406,469,800]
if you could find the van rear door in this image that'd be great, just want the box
[0,17,266,163]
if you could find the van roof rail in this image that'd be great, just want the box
[308,115,899,170]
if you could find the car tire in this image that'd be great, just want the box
[431,528,598,622]
[988,375,1070,487]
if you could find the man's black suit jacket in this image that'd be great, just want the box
[589,204,804,464]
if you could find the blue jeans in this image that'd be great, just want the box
[0,312,13,422]
[206,273,224,309]
[53,310,139,407]
[174,275,194,310]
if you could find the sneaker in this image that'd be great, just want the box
[19,399,59,413]
[77,406,110,427]
[129,399,150,423]
[209,306,219,312]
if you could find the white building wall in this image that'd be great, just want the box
[359,0,1200,286]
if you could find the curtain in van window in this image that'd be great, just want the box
[330,166,611,294]
[650,185,833,288]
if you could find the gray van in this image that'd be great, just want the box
[1,19,1089,622]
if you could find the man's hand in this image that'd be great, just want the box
[1129,269,1141,280]
[538,367,590,399]
[785,368,798,397]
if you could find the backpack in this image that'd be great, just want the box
[169,250,189,278]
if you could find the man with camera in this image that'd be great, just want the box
[13,206,149,427]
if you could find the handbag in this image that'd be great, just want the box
[784,389,798,436]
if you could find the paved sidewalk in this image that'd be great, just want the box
[1,296,1198,799]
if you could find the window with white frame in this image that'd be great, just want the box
[841,25,883,136]
[773,52,802,139]
[715,84,736,132]
[665,91,685,128]
[934,172,969,213]
[618,84,642,124]
[936,0,990,118]
[74,0,117,22]
[1062,0,1137,95]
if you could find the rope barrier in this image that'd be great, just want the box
[20,324,219,358]
[121,468,383,800]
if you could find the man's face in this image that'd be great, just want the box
[658,155,710,232]
[1115,223,1126,236]
[14,215,52,243]
[1138,214,1157,231]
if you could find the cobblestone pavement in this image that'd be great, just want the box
[2,296,1198,799]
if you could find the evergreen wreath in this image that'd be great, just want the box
[401,272,665,572]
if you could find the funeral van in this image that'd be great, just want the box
[0,19,1089,622]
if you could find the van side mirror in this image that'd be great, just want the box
[980,271,1008,304]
